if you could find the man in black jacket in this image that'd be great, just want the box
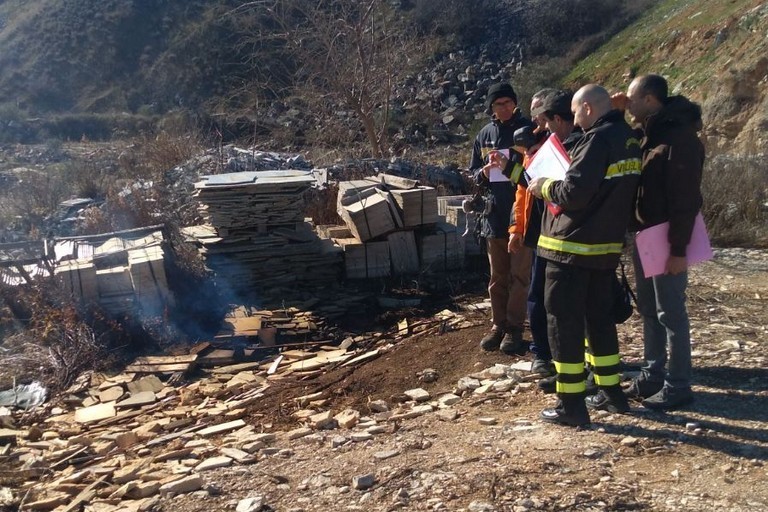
[529,85,641,426]
[469,83,534,355]
[616,74,705,410]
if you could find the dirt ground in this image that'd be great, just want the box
[153,248,767,512]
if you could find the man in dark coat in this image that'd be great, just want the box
[529,85,641,426]
[469,83,535,355]
[616,74,705,410]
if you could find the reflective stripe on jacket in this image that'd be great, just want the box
[537,110,641,269]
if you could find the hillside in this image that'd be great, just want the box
[566,0,768,154]
[0,0,246,114]
[0,0,652,141]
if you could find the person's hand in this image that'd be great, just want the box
[611,92,629,111]
[528,177,545,198]
[488,150,509,170]
[665,255,687,275]
[508,233,523,253]
[482,162,493,178]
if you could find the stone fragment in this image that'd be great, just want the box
[366,425,388,435]
[74,403,116,424]
[389,404,433,421]
[114,463,143,484]
[436,409,459,422]
[492,380,516,392]
[457,377,481,391]
[127,481,161,499]
[98,386,125,403]
[219,447,256,464]
[295,392,323,407]
[309,411,337,430]
[473,384,492,394]
[127,375,165,394]
[478,417,497,425]
[403,388,431,402]
[195,456,233,471]
[23,494,69,510]
[373,449,400,460]
[133,421,163,440]
[334,409,360,429]
[351,432,374,442]
[236,496,265,512]
[241,441,265,453]
[438,394,460,406]
[620,436,639,447]
[159,474,204,496]
[115,431,140,450]
[286,427,313,440]
[369,400,389,413]
[331,436,348,448]
[116,391,157,408]
[198,420,247,437]
[352,474,375,490]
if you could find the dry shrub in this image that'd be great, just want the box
[0,283,119,391]
[702,154,768,247]
[122,131,205,181]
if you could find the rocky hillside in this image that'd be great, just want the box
[0,1,650,140]
[566,0,768,154]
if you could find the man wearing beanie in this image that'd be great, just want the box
[469,82,535,355]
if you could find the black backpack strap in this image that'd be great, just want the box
[619,258,638,306]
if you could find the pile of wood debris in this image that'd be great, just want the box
[0,301,481,511]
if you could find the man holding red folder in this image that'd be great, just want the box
[528,85,641,426]
[613,74,705,410]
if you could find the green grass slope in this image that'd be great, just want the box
[565,0,768,152]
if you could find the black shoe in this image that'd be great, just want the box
[480,326,505,351]
[540,398,590,427]
[531,358,555,377]
[500,328,526,356]
[642,386,694,411]
[624,377,664,400]
[585,386,630,413]
[538,375,556,394]
[585,373,599,396]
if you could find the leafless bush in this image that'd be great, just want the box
[702,154,768,247]
[0,285,116,391]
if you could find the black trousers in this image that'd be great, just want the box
[544,260,621,395]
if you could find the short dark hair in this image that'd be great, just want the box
[542,90,575,122]
[545,109,574,122]
[636,74,668,102]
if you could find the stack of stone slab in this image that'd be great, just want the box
[184,170,342,297]
[327,174,464,278]
[53,229,173,316]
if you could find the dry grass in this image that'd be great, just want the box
[702,154,768,247]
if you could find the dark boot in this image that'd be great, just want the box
[540,395,590,427]
[531,358,555,377]
[585,385,630,413]
[538,375,556,394]
[500,327,526,355]
[480,326,505,351]
[624,377,664,400]
[642,386,694,410]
